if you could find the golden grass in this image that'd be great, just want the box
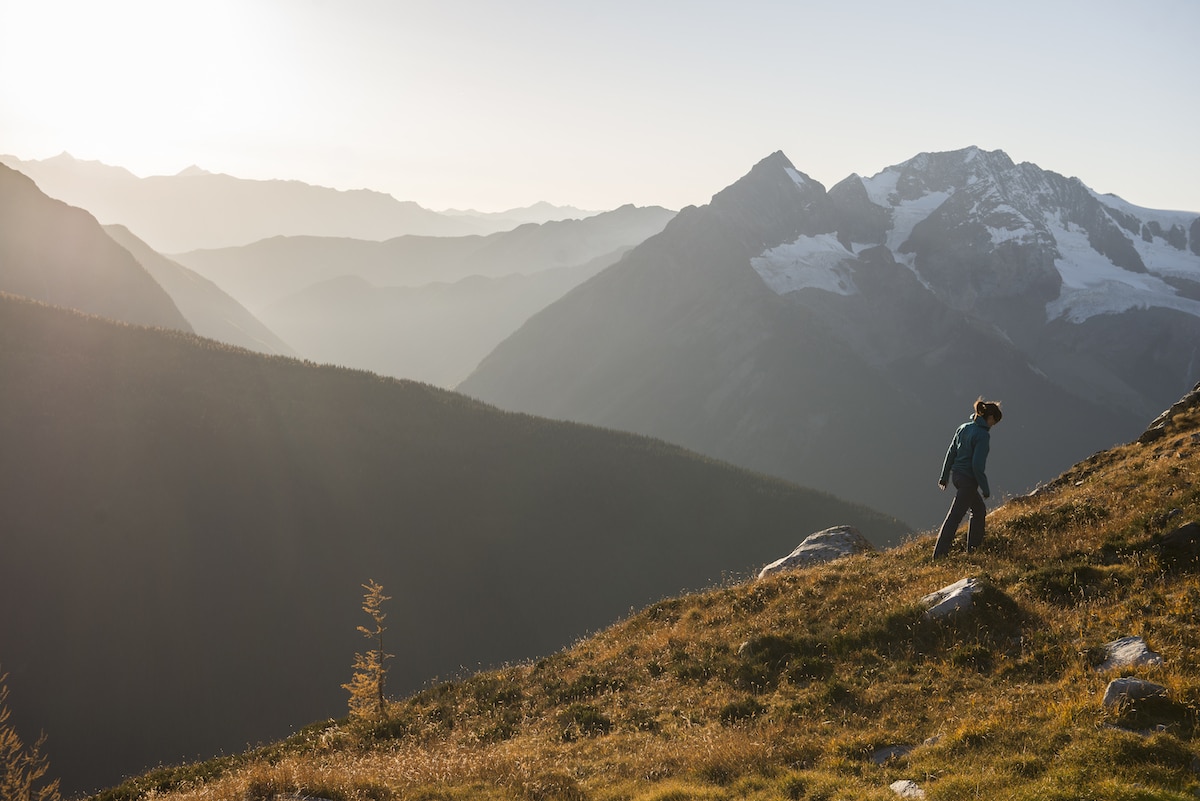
[99,408,1200,801]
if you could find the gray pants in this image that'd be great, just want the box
[934,473,985,558]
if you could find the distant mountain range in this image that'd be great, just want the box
[0,152,602,252]
[0,162,292,356]
[173,204,676,385]
[0,292,907,796]
[0,158,673,380]
[459,147,1200,528]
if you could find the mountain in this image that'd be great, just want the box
[439,199,601,226]
[459,148,1200,530]
[174,205,676,385]
[103,224,295,357]
[91,384,1200,800]
[0,162,191,331]
[0,293,907,795]
[0,153,594,253]
[172,204,676,311]
[258,257,611,387]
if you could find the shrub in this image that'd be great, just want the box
[0,669,61,801]
[718,697,766,725]
[559,704,611,739]
[343,580,393,720]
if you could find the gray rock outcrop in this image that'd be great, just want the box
[889,779,927,798]
[1102,677,1168,708]
[1097,636,1163,672]
[1159,521,1200,558]
[758,525,875,578]
[920,577,980,619]
[1139,381,1200,443]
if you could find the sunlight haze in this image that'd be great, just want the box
[2,0,1197,212]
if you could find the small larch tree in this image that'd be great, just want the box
[343,579,393,719]
[0,669,61,801]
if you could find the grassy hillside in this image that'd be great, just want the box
[91,385,1200,800]
[0,293,906,795]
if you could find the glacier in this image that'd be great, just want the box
[751,234,859,296]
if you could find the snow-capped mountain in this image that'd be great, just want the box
[763,147,1200,327]
[460,147,1200,529]
[765,147,1200,417]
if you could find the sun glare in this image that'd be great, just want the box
[1,0,292,173]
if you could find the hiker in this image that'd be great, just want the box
[933,398,1003,558]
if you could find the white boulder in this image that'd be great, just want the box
[920,577,980,619]
[890,779,926,798]
[1102,677,1168,708]
[1097,636,1163,672]
[758,525,875,578]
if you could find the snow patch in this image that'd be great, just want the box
[987,219,1037,246]
[785,167,809,190]
[861,169,899,208]
[1130,230,1200,282]
[1093,190,1199,226]
[1045,218,1200,323]
[1088,189,1200,282]
[859,169,954,252]
[752,234,859,296]
[886,191,951,253]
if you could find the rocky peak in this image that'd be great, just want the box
[703,151,836,252]
[829,173,891,247]
[891,146,1015,202]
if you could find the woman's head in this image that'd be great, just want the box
[974,398,1003,424]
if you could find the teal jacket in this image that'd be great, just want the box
[939,415,992,498]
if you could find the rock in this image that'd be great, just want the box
[1160,521,1200,553]
[1139,381,1200,443]
[758,525,875,578]
[1097,636,1163,672]
[889,779,926,799]
[870,744,913,764]
[920,577,979,619]
[1102,677,1168,708]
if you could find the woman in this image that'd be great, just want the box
[933,398,1002,558]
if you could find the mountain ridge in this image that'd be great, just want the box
[0,152,617,252]
[460,146,1200,528]
[0,162,192,331]
[172,204,675,386]
[102,223,295,357]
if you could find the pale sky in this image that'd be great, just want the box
[2,0,1198,213]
